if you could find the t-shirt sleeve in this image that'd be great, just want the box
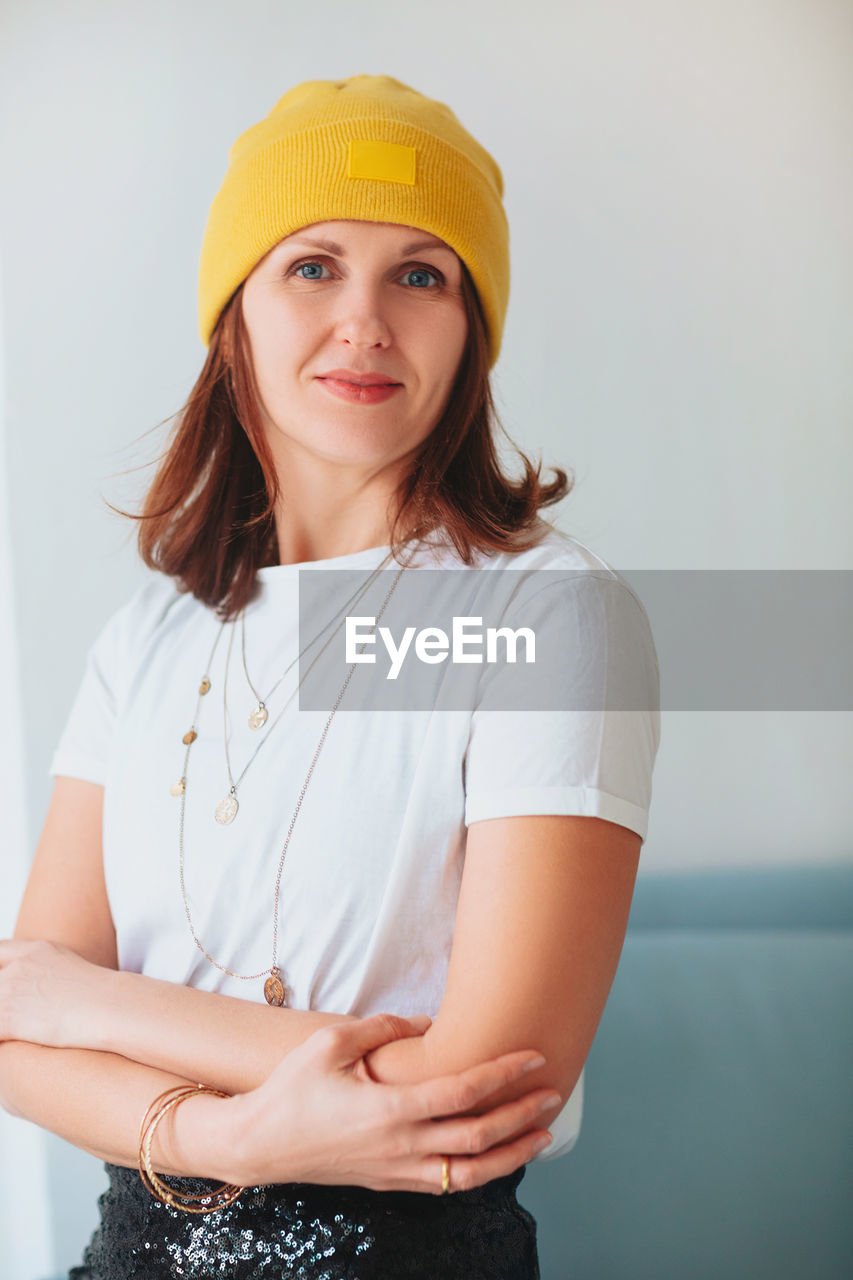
[463,573,661,841]
[49,576,177,785]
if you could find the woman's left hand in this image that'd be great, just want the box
[217,1014,558,1192]
[0,938,114,1050]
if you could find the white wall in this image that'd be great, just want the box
[0,255,55,1280]
[1,1,851,1273]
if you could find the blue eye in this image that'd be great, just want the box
[288,258,443,288]
[293,260,329,280]
[403,267,441,289]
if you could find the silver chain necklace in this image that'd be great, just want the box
[173,543,417,1005]
[237,553,392,730]
[214,547,397,824]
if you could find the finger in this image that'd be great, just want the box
[416,1088,562,1159]
[375,1128,553,1196]
[402,1014,432,1033]
[429,1128,554,1196]
[397,1050,547,1122]
[312,1013,434,1069]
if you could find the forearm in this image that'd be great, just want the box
[92,969,358,1093]
[364,1021,563,1120]
[97,972,453,1121]
[0,1039,242,1181]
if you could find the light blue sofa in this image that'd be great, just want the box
[44,866,852,1279]
[518,865,853,1280]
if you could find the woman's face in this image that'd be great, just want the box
[240,219,468,474]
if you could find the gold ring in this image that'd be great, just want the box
[441,1156,451,1195]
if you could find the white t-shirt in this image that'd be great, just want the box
[50,524,660,1161]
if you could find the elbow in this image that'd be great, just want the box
[426,1020,585,1112]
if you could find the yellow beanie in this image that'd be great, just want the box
[198,74,510,367]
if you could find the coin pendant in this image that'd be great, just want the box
[182,729,197,745]
[199,678,211,696]
[170,778,186,797]
[264,971,286,1007]
[248,704,268,730]
[214,794,239,825]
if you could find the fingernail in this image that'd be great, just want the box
[540,1093,561,1112]
[532,1135,553,1155]
[522,1055,546,1072]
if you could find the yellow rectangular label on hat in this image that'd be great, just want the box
[347,140,416,185]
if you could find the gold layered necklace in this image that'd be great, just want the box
[213,548,397,825]
[172,542,418,1005]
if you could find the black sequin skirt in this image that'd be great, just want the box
[68,1162,540,1279]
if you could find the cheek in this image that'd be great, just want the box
[430,317,468,389]
[243,288,309,362]
[245,321,302,399]
[406,304,467,378]
[242,333,278,407]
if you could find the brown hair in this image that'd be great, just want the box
[131,261,573,618]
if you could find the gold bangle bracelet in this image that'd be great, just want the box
[138,1082,247,1215]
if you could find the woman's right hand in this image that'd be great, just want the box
[218,1013,559,1195]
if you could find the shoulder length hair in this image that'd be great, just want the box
[131,260,573,618]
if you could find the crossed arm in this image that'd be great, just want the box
[0,776,641,1185]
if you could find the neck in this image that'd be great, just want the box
[272,476,411,565]
[275,522,392,565]
[268,441,427,564]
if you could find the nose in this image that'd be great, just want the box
[333,278,393,349]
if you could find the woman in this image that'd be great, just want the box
[0,75,660,1277]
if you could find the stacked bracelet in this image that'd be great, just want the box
[138,1083,247,1215]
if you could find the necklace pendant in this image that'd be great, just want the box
[215,793,239,825]
[199,677,211,696]
[170,777,186,797]
[264,968,286,1007]
[248,703,268,730]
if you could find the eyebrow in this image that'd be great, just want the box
[282,234,456,258]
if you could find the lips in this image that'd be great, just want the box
[318,370,401,387]
[318,377,402,405]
